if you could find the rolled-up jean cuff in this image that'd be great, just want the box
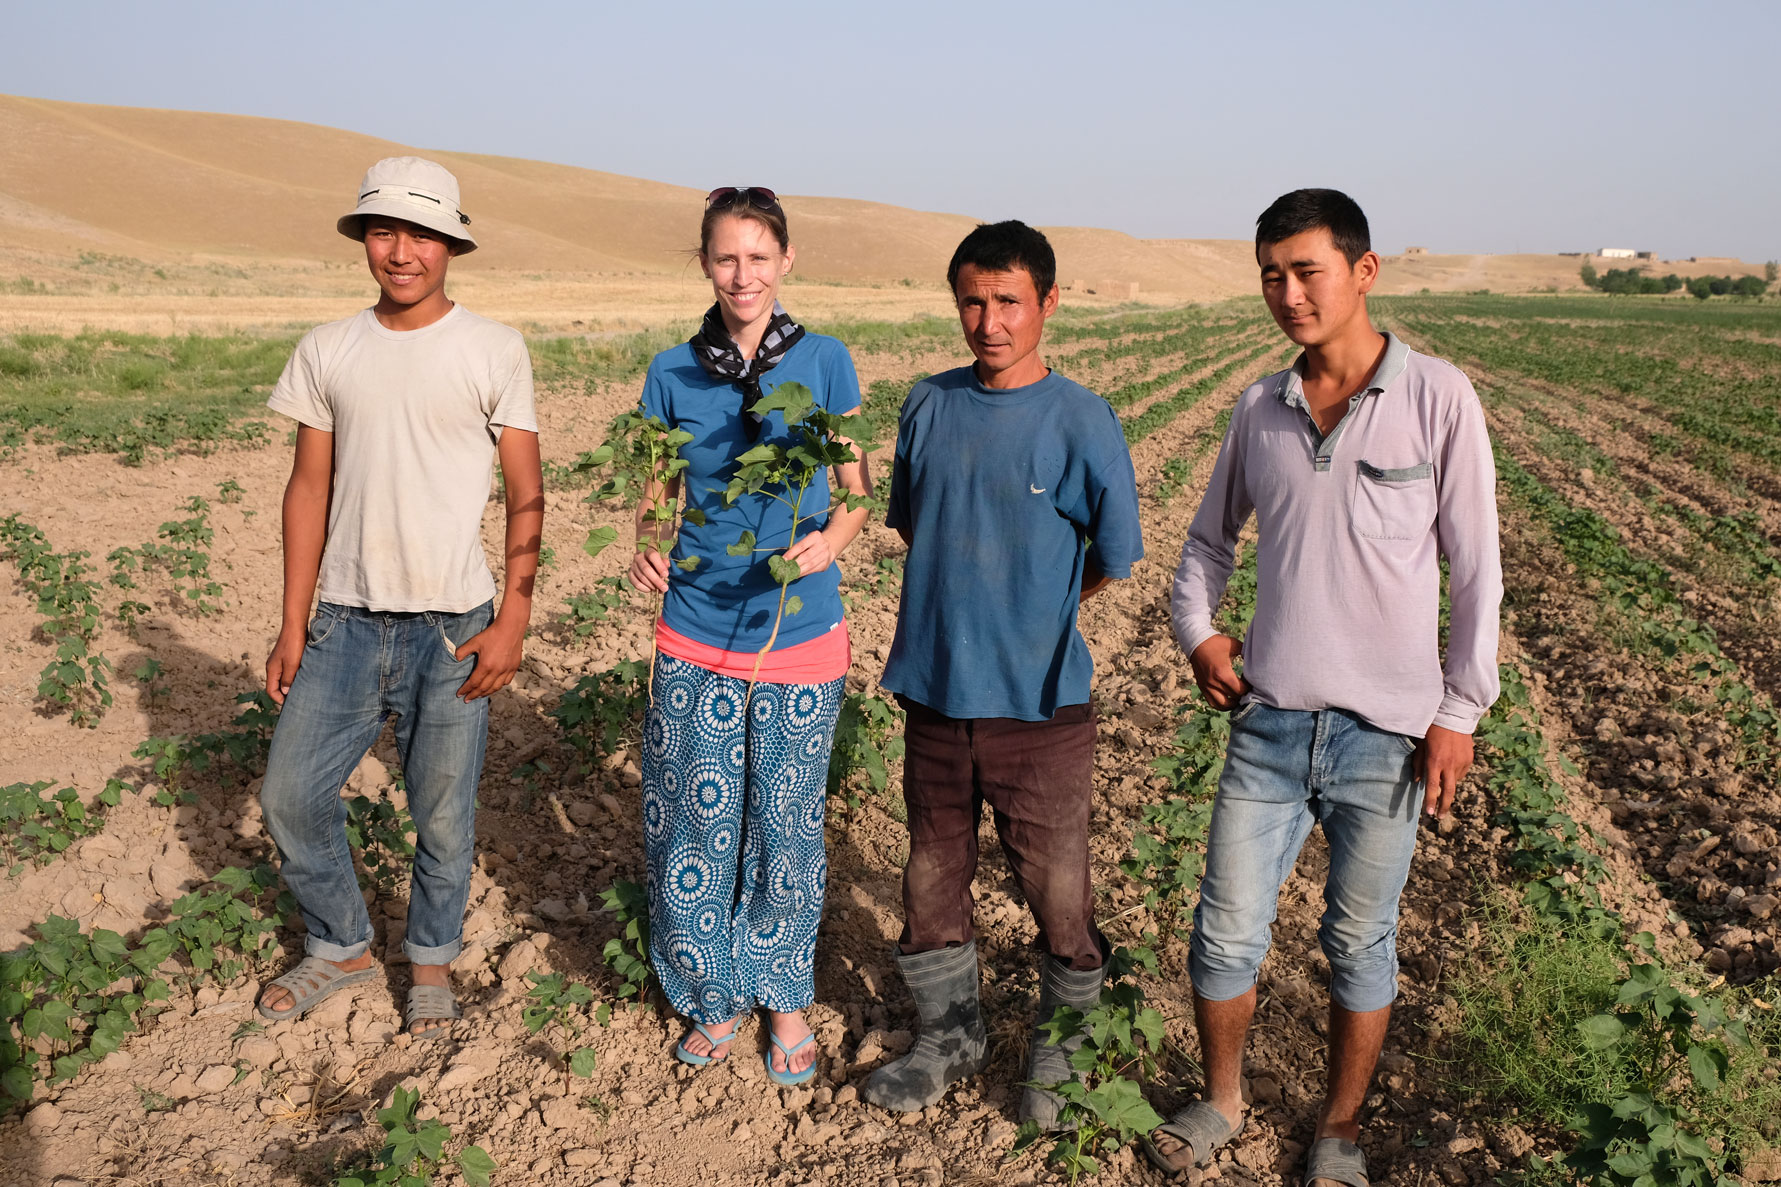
[303,934,372,962]
[1186,944,1260,1004]
[1331,979,1399,1013]
[1329,959,1401,1013]
[405,938,463,966]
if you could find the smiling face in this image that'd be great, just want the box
[700,213,795,344]
[1257,227,1379,348]
[954,263,1058,388]
[362,215,456,322]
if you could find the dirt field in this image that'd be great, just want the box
[3,293,1780,1186]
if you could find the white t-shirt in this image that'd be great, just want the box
[267,305,539,613]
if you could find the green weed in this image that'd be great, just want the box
[0,515,113,726]
[826,691,905,809]
[560,575,630,638]
[329,1086,496,1187]
[0,779,127,872]
[0,330,285,462]
[1009,945,1167,1182]
[522,971,601,1074]
[598,880,654,1009]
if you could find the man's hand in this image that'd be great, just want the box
[1188,634,1251,711]
[1415,724,1474,817]
[265,626,306,706]
[452,613,527,701]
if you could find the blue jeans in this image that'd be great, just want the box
[1188,702,1421,1013]
[260,601,493,965]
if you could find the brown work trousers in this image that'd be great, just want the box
[896,697,1105,970]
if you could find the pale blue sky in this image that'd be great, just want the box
[5,0,1776,262]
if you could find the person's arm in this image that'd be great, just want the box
[1077,404,1144,605]
[1417,385,1504,815]
[1171,403,1254,711]
[1079,562,1111,604]
[265,424,334,704]
[783,411,872,576]
[453,428,543,700]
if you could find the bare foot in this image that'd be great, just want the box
[1149,1098,1243,1174]
[408,962,455,1037]
[680,1015,738,1060]
[258,952,376,1016]
[767,1010,816,1076]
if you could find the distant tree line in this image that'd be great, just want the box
[1580,262,1770,299]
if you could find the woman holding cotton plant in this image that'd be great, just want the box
[625,187,869,1086]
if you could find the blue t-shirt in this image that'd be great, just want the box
[882,367,1144,721]
[639,333,861,652]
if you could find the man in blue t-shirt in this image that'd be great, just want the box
[862,222,1144,1126]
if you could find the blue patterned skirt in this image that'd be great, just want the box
[641,653,844,1021]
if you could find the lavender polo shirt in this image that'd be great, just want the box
[1170,332,1503,737]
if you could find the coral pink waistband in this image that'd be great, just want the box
[654,619,851,685]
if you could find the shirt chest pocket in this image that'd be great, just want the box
[1352,459,1435,542]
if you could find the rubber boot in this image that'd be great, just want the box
[861,940,989,1112]
[1020,955,1107,1129]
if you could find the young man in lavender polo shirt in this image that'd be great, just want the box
[1147,190,1502,1186]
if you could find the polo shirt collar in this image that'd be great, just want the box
[1277,331,1409,406]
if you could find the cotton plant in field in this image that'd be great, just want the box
[720,382,875,702]
[579,410,704,700]
[1009,944,1168,1182]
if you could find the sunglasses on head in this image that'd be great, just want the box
[705,186,780,211]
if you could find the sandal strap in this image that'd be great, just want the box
[262,956,376,1016]
[1152,1100,1242,1168]
[768,1031,816,1056]
[692,1021,736,1047]
[1304,1137,1369,1187]
[405,983,461,1023]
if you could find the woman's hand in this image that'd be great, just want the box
[782,527,841,577]
[629,547,671,594]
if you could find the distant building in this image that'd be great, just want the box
[1635,251,1657,260]
[1598,248,1637,259]
[1403,246,1428,256]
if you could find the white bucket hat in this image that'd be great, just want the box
[337,156,478,254]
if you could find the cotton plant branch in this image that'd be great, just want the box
[721,382,877,707]
[580,411,703,702]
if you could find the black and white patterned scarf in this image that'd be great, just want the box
[689,301,805,438]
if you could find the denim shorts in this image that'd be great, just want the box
[1187,701,1421,1012]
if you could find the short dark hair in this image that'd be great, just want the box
[1255,189,1371,266]
[947,220,1056,299]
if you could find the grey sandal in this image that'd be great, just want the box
[1303,1136,1370,1187]
[405,983,461,1040]
[1141,1099,1245,1176]
[256,956,380,1022]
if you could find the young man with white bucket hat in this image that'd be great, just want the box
[255,157,544,1039]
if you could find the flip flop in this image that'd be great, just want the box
[1141,1099,1245,1176]
[405,983,461,1041]
[765,1030,817,1087]
[1303,1136,1370,1187]
[256,956,380,1023]
[675,1020,737,1067]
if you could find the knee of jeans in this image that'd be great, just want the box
[1188,908,1271,989]
[258,771,327,841]
[410,806,475,867]
[1319,917,1399,1007]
